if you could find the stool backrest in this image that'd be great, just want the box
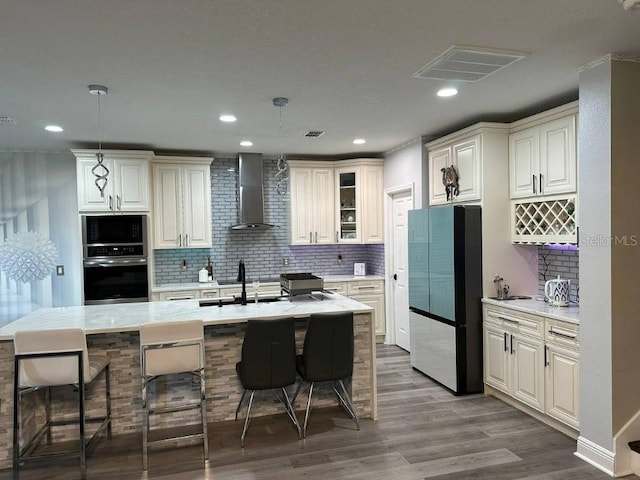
[140,320,204,376]
[303,312,354,382]
[14,328,90,387]
[239,317,296,390]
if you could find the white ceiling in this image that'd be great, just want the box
[0,0,639,159]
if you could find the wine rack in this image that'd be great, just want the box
[512,196,577,244]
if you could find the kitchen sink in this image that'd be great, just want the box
[199,295,286,307]
[487,295,532,301]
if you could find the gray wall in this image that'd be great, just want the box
[383,139,426,208]
[537,245,579,301]
[154,158,384,284]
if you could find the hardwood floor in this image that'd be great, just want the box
[3,345,629,479]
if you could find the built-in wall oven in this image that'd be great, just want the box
[82,215,149,305]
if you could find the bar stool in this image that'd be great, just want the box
[235,317,301,447]
[293,312,360,437]
[139,320,208,470]
[13,328,111,479]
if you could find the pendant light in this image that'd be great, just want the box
[273,97,289,195]
[89,85,109,197]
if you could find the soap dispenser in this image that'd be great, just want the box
[199,266,209,283]
[206,256,214,281]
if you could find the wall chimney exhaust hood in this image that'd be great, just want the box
[230,153,274,230]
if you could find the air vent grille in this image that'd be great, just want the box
[413,45,528,82]
[303,130,325,138]
[0,115,17,126]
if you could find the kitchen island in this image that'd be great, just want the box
[0,292,376,468]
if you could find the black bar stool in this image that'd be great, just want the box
[235,317,301,447]
[293,312,360,437]
[13,328,111,479]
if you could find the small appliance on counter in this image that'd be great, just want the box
[280,273,323,297]
[545,275,571,306]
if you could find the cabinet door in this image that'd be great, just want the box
[350,293,385,337]
[545,345,579,428]
[157,290,200,301]
[512,334,545,412]
[290,168,314,245]
[77,157,114,212]
[335,167,359,243]
[313,168,335,244]
[182,164,212,248]
[114,159,150,212]
[361,165,384,243]
[484,324,510,394]
[429,147,451,205]
[152,163,182,248]
[509,127,539,198]
[452,136,481,202]
[539,115,576,196]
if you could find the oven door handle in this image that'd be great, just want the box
[84,258,147,266]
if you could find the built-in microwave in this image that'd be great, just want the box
[82,214,147,258]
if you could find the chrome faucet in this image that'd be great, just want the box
[237,260,247,305]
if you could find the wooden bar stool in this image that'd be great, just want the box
[139,320,208,470]
[293,312,359,437]
[13,328,111,479]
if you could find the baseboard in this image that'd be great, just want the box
[575,436,615,477]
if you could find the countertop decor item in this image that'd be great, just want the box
[354,263,366,276]
[0,231,58,283]
[88,85,109,197]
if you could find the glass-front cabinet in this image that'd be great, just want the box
[336,168,360,243]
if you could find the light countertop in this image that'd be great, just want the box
[482,297,579,324]
[151,275,385,293]
[0,292,373,341]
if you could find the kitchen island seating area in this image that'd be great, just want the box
[139,320,208,470]
[235,317,302,447]
[12,328,112,479]
[0,294,376,473]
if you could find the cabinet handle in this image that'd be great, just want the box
[548,329,576,340]
[315,232,318,243]
[185,234,189,246]
[310,232,313,243]
[336,231,339,243]
[544,345,549,367]
[498,316,519,324]
[117,195,121,211]
[533,175,537,194]
[167,295,193,301]
[510,334,514,354]
[504,332,508,352]
[109,195,113,211]
[178,234,182,247]
[354,285,376,290]
[539,174,543,194]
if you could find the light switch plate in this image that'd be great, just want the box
[56,265,64,276]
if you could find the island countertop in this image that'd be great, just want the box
[0,292,373,340]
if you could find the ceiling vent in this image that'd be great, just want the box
[619,0,640,9]
[413,45,528,82]
[303,130,325,138]
[0,115,17,126]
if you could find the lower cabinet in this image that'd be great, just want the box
[326,279,386,340]
[154,290,201,301]
[483,304,579,431]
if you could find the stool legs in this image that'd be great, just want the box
[334,379,360,431]
[199,368,209,461]
[303,382,315,438]
[240,391,255,448]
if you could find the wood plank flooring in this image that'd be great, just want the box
[2,345,630,479]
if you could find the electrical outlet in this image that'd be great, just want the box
[337,254,343,265]
[56,265,64,276]
[283,257,289,266]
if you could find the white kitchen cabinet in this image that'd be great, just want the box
[289,165,334,245]
[483,308,544,412]
[155,290,200,301]
[347,280,385,337]
[428,135,481,205]
[290,159,383,245]
[152,156,213,249]
[73,149,153,213]
[509,107,577,199]
[544,319,580,429]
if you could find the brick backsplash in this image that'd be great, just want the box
[537,245,579,302]
[154,158,385,284]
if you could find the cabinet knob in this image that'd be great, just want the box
[393,274,398,281]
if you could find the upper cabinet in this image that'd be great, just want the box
[152,156,213,249]
[73,149,153,213]
[429,135,482,205]
[289,159,383,245]
[509,106,577,199]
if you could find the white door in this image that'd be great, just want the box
[512,333,545,412]
[545,345,579,428]
[484,324,510,394]
[77,157,114,212]
[289,168,314,245]
[509,127,539,198]
[114,159,150,212]
[429,147,451,205]
[539,114,576,196]
[313,168,335,244]
[391,190,412,350]
[452,136,481,202]
[182,164,212,248]
[152,163,182,249]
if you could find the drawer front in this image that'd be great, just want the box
[485,306,543,338]
[219,286,243,297]
[545,318,579,350]
[158,290,200,301]
[200,289,221,299]
[324,282,348,295]
[347,280,384,296]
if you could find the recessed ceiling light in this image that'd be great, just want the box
[45,125,63,132]
[353,138,366,145]
[240,140,253,147]
[437,88,458,98]
[219,114,237,123]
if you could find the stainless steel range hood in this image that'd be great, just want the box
[230,153,274,230]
